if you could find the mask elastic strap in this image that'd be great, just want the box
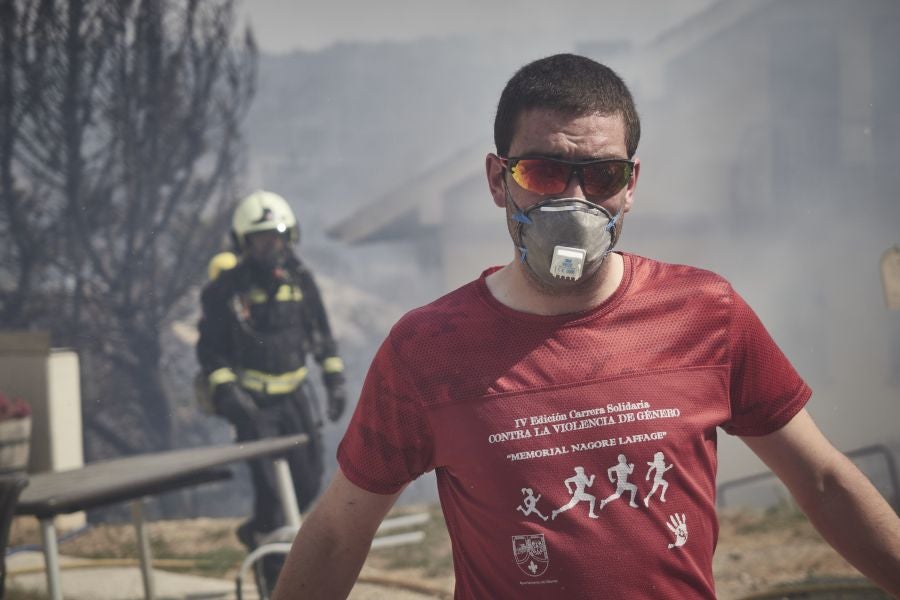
[589,210,620,273]
[502,176,531,262]
[602,196,626,259]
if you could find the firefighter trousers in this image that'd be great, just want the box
[232,384,324,535]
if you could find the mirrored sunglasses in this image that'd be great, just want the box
[502,156,634,198]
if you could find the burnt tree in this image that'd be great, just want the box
[0,0,257,456]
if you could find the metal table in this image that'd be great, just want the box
[15,434,307,600]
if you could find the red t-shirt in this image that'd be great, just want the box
[338,253,811,599]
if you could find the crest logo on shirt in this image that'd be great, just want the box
[512,533,549,577]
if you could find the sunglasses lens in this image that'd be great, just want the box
[582,161,632,197]
[511,159,570,194]
[510,158,632,198]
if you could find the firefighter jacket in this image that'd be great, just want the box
[196,255,344,398]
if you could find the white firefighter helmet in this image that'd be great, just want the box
[231,190,299,249]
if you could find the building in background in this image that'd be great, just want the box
[324,0,900,505]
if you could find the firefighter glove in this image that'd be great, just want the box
[323,368,346,422]
[326,383,346,422]
[213,381,259,428]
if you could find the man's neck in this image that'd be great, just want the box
[485,252,624,316]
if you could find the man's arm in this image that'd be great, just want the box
[272,468,404,600]
[741,409,900,596]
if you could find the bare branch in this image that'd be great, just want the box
[0,0,257,456]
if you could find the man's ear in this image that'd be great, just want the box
[485,153,507,208]
[623,157,640,213]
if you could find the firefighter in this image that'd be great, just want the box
[196,190,346,556]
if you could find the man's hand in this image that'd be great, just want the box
[326,384,346,421]
[213,382,259,427]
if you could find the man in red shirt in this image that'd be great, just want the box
[273,54,900,599]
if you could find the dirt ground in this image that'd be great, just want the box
[7,503,885,600]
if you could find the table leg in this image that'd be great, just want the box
[38,517,62,600]
[131,499,157,600]
[273,457,301,528]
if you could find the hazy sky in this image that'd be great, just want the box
[240,0,718,53]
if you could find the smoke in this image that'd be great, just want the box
[243,0,900,506]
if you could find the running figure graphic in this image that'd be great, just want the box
[517,488,549,521]
[600,454,640,509]
[643,451,674,507]
[551,467,599,520]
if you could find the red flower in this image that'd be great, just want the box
[0,391,31,421]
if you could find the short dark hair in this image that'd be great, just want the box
[493,54,641,158]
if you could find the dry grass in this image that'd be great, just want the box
[6,502,886,600]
